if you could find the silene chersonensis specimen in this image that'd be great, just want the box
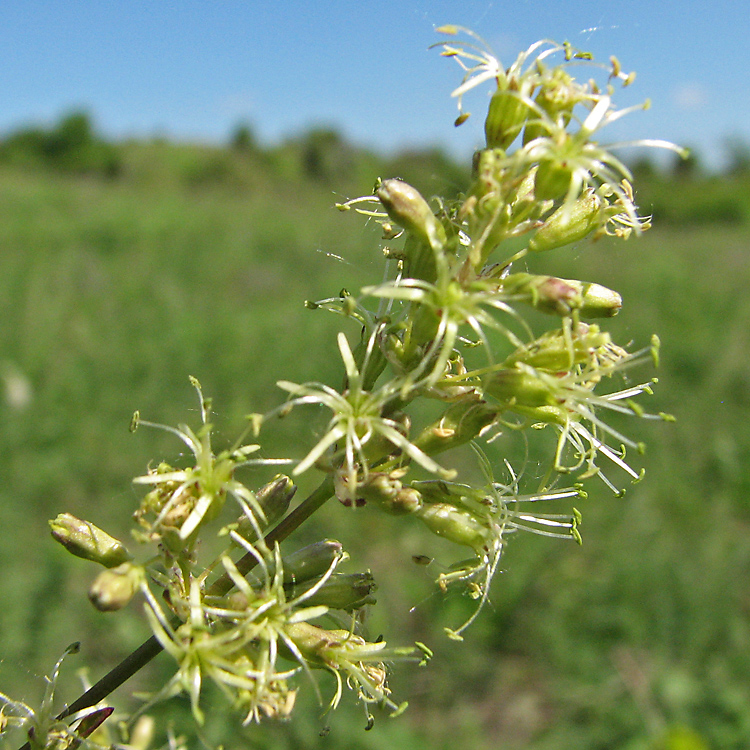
[1,25,685,749]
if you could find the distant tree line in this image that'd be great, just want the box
[0,111,121,177]
[1,111,748,226]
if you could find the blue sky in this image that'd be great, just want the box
[1,1,747,170]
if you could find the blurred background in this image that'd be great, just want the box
[1,3,749,749]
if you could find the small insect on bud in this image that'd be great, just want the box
[49,513,133,568]
[376,179,446,251]
[88,562,142,612]
[529,190,604,253]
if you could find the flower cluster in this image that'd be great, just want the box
[45,26,680,742]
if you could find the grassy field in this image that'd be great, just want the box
[1,139,749,750]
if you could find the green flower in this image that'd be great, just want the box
[141,539,345,726]
[285,621,420,720]
[362,261,528,390]
[277,331,454,503]
[131,377,290,548]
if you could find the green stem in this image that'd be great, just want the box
[20,475,334,746]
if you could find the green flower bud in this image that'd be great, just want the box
[483,368,556,408]
[376,179,446,251]
[287,572,377,611]
[522,69,579,144]
[417,503,493,553]
[414,394,500,457]
[88,562,142,612]
[358,472,423,515]
[485,88,530,150]
[575,281,622,318]
[49,513,132,568]
[529,190,604,253]
[279,540,344,585]
[237,474,296,538]
[500,273,621,318]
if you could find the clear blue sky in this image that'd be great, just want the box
[1,1,747,170]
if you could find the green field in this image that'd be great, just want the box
[1,132,749,749]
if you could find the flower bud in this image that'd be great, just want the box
[280,540,344,585]
[88,562,142,612]
[237,475,296,538]
[483,368,556,408]
[528,190,604,253]
[376,179,446,251]
[49,513,132,568]
[416,503,493,553]
[485,88,530,149]
[522,69,579,144]
[287,572,377,611]
[414,394,500,457]
[500,273,621,318]
[358,472,423,515]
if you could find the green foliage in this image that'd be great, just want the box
[0,111,121,177]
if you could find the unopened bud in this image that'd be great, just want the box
[237,475,296,539]
[483,368,556,408]
[50,513,132,568]
[280,540,344,585]
[376,179,446,251]
[414,394,500,457]
[417,503,493,553]
[287,572,377,611]
[529,190,604,253]
[501,274,621,318]
[88,562,142,612]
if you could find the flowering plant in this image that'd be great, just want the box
[2,26,684,749]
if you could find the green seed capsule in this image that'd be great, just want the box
[279,540,344,585]
[483,368,556,408]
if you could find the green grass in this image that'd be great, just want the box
[1,143,749,749]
